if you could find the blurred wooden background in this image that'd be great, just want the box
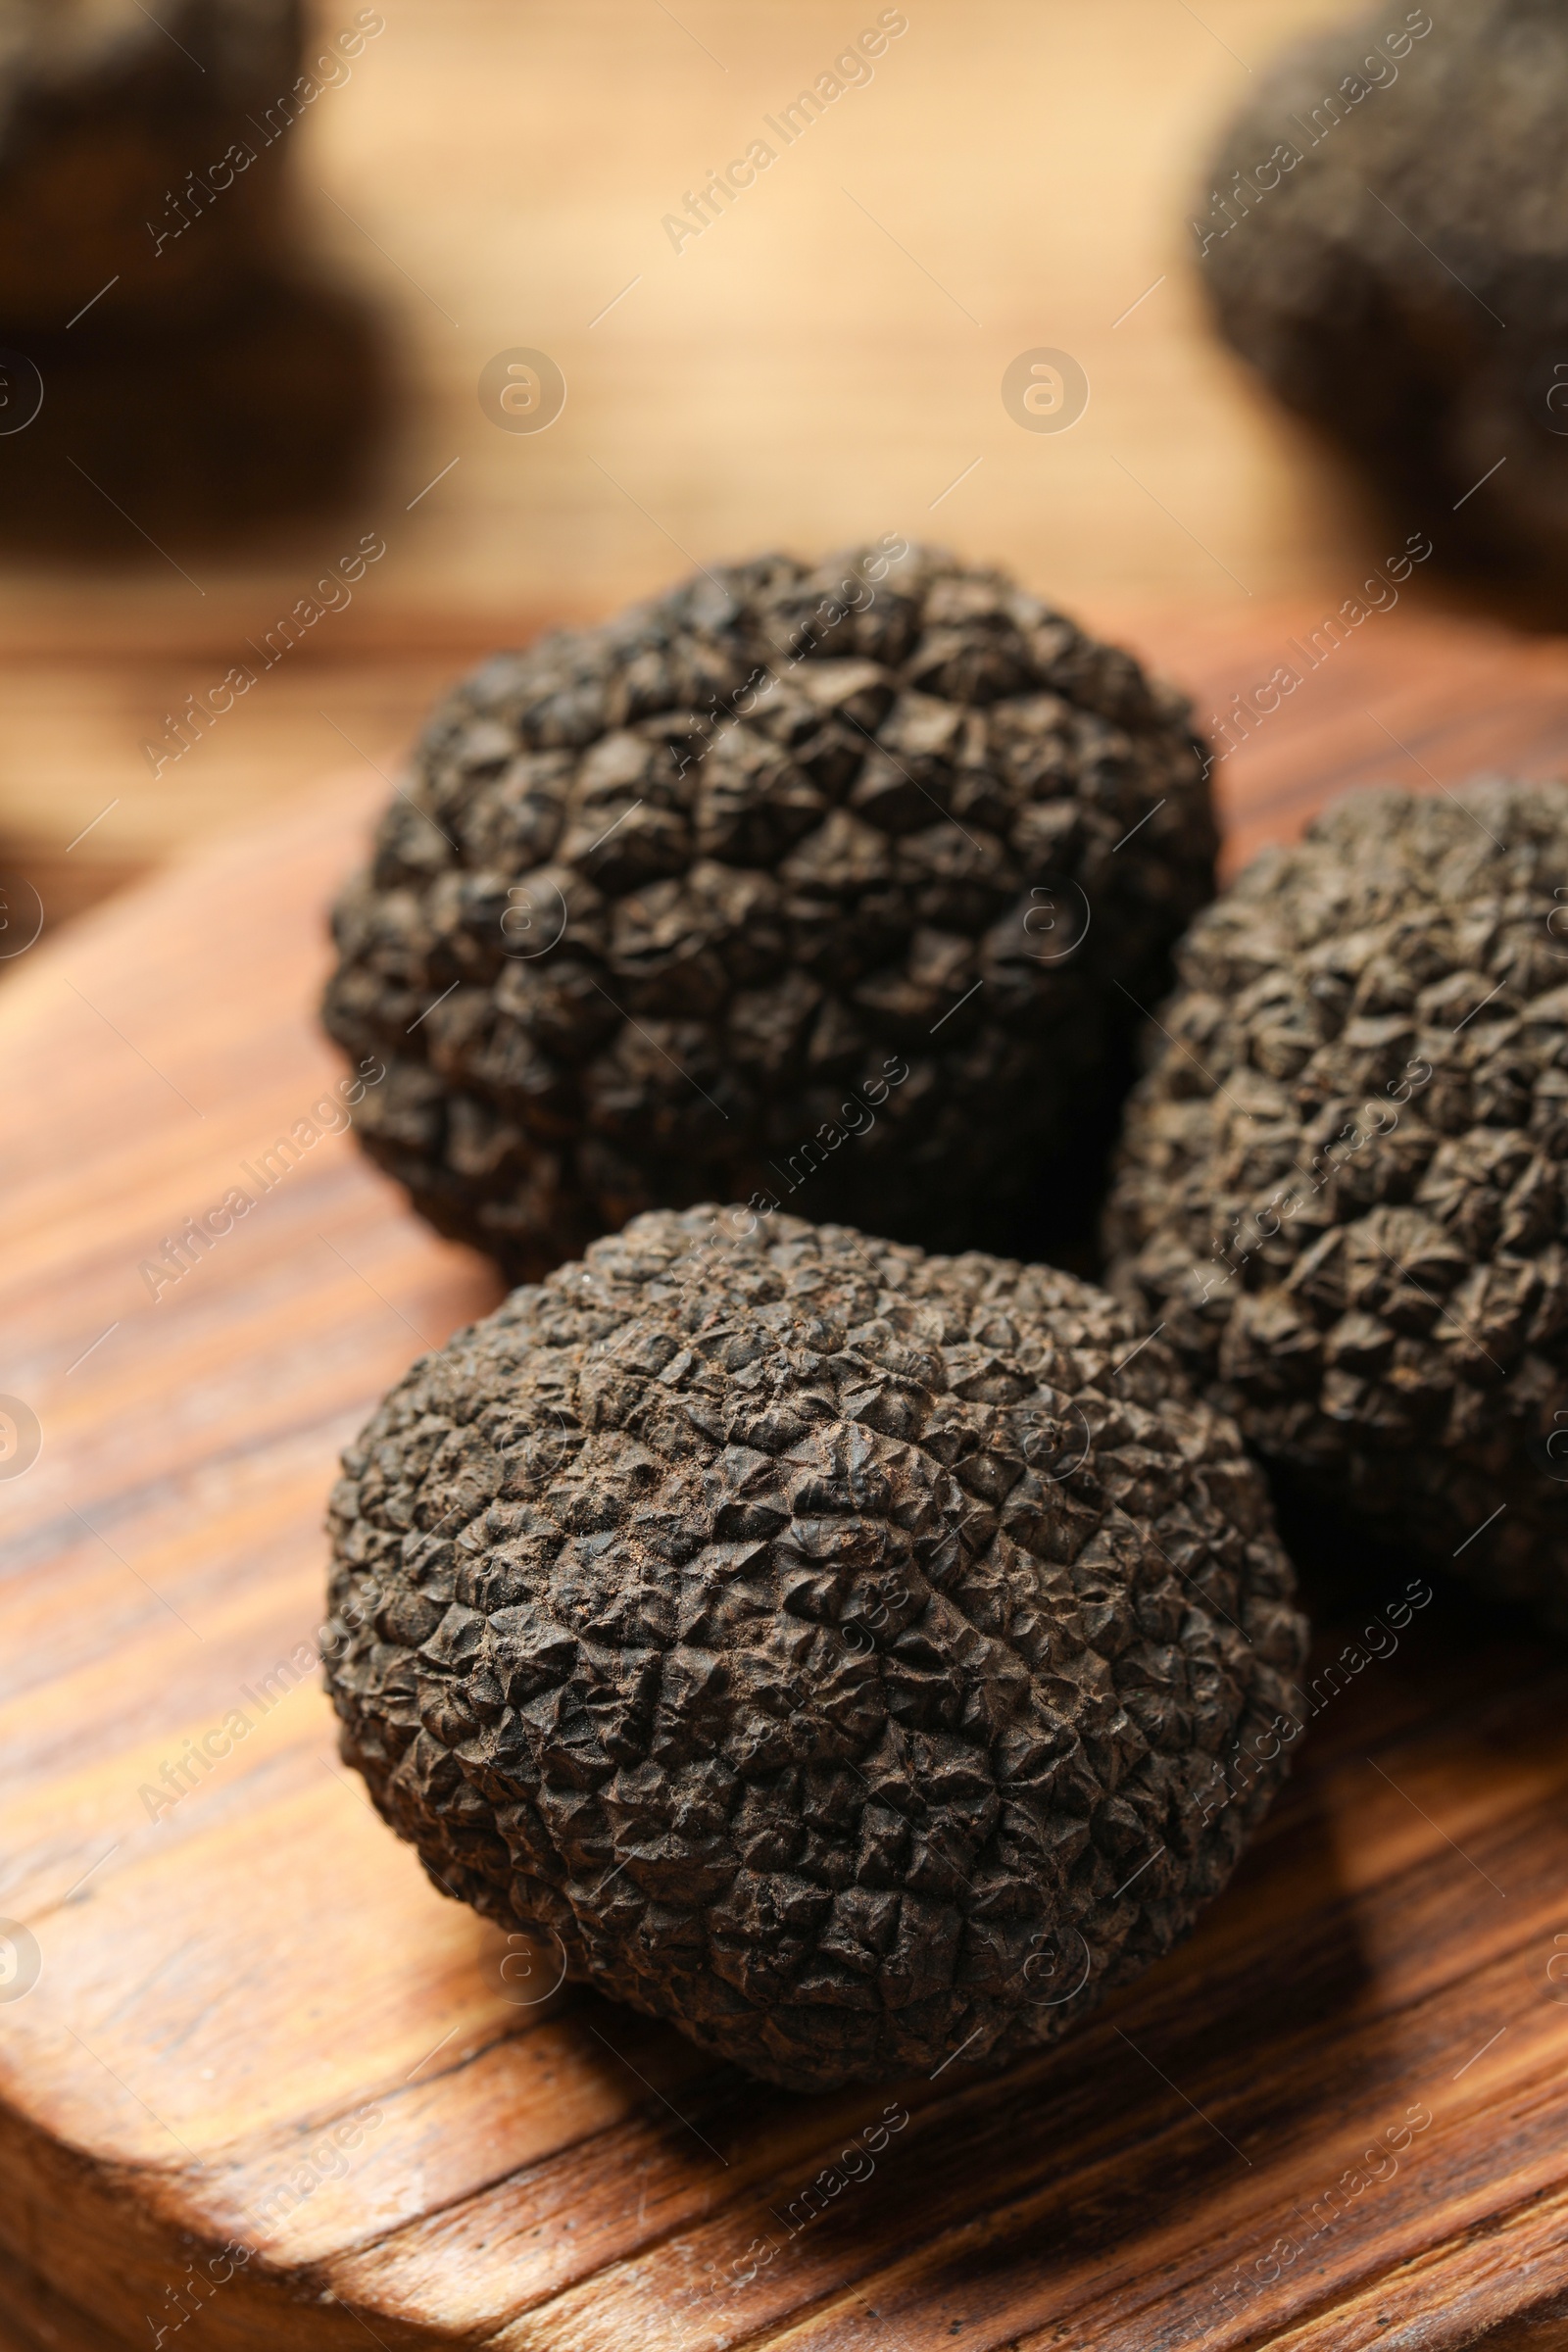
[0,0,1412,935]
[15,16,1568,2340]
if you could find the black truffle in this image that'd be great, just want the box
[324,1205,1307,2093]
[1197,0,1568,577]
[321,546,1216,1279]
[1106,782,1568,1620]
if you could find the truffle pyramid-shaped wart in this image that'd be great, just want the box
[321,545,1214,1278]
[1107,782,1568,1622]
[1198,0,1568,575]
[324,1207,1307,2093]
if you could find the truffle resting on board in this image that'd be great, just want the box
[1107,782,1568,1623]
[324,1205,1308,2094]
[321,545,1216,1277]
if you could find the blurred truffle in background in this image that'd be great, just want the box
[0,0,391,547]
[1197,0,1568,591]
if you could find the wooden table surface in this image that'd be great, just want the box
[8,3,1568,2343]
[5,606,1568,2350]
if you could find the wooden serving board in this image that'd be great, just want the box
[7,606,1568,2352]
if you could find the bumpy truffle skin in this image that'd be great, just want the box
[1198,0,1568,575]
[324,1205,1307,2093]
[1107,783,1568,1620]
[321,546,1215,1279]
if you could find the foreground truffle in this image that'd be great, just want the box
[321,545,1215,1277]
[324,1206,1307,2092]
[1197,0,1568,578]
[1107,782,1568,1620]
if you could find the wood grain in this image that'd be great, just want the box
[5,610,1568,2350]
